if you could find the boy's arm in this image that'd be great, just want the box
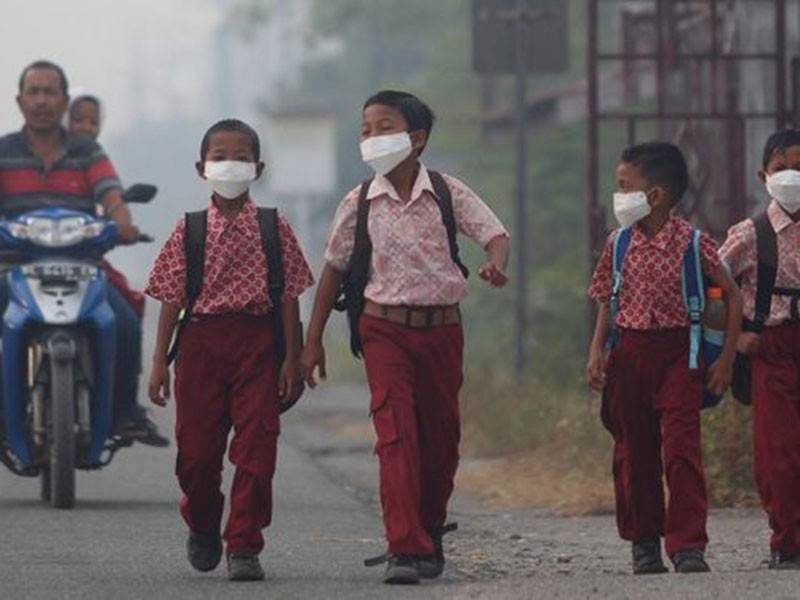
[282,298,301,360]
[478,234,510,287]
[706,263,743,394]
[148,302,181,406]
[301,264,347,387]
[586,302,610,392]
[718,220,760,355]
[279,298,301,398]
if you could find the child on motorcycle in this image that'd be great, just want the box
[66,93,168,448]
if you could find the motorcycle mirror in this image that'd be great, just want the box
[122,183,158,204]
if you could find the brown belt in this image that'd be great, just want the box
[363,300,461,328]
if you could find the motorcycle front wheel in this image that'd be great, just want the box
[49,356,75,509]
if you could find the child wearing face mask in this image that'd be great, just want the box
[719,129,800,570]
[586,142,741,575]
[300,90,510,585]
[145,119,314,581]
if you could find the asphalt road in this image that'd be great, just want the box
[1,384,799,599]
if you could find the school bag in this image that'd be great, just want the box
[333,170,469,357]
[607,226,724,409]
[166,207,304,413]
[730,211,800,405]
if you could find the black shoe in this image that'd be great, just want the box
[769,551,800,570]
[187,532,222,572]
[672,549,711,573]
[419,522,458,579]
[632,539,669,575]
[116,416,170,447]
[227,553,266,581]
[383,555,420,585]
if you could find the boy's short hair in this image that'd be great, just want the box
[621,142,689,205]
[762,129,800,168]
[200,119,261,162]
[70,94,101,114]
[18,60,69,96]
[363,90,436,136]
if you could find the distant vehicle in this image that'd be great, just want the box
[0,188,155,508]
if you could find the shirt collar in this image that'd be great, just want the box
[207,196,257,231]
[19,127,70,163]
[767,199,796,233]
[631,214,681,251]
[366,162,435,205]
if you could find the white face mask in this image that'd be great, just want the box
[204,160,257,199]
[766,169,800,214]
[360,132,413,176]
[613,190,652,229]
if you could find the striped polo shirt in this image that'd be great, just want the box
[0,128,122,218]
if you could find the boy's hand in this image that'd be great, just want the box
[279,359,302,399]
[148,359,171,407]
[706,355,734,397]
[586,347,607,392]
[301,340,326,388]
[478,261,508,288]
[737,332,761,357]
[117,223,141,245]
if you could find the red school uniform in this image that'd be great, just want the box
[325,165,508,556]
[588,215,720,558]
[146,198,313,554]
[719,200,800,559]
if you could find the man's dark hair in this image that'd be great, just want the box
[621,142,689,204]
[200,119,261,161]
[18,60,69,96]
[762,129,800,168]
[363,90,436,136]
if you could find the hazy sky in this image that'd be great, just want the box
[0,0,335,289]
[0,0,225,136]
[0,0,304,285]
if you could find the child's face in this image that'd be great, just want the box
[196,130,264,178]
[615,161,670,212]
[760,145,800,181]
[68,100,100,140]
[361,104,427,153]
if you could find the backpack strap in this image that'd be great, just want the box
[744,211,778,333]
[606,227,632,350]
[184,210,208,307]
[681,228,705,370]
[332,181,373,357]
[348,182,373,357]
[257,207,286,368]
[428,170,469,278]
[166,210,208,365]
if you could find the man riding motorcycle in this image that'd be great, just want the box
[0,60,167,446]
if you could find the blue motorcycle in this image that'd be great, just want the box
[0,188,154,508]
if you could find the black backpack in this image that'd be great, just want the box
[166,207,287,369]
[333,170,469,357]
[731,211,800,404]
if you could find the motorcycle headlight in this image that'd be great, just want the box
[22,216,98,247]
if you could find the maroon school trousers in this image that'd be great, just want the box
[174,314,279,554]
[751,321,800,558]
[602,328,708,557]
[359,314,464,556]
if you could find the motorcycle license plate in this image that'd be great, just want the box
[21,263,97,281]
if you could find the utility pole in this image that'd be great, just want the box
[513,0,530,379]
[471,0,569,381]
